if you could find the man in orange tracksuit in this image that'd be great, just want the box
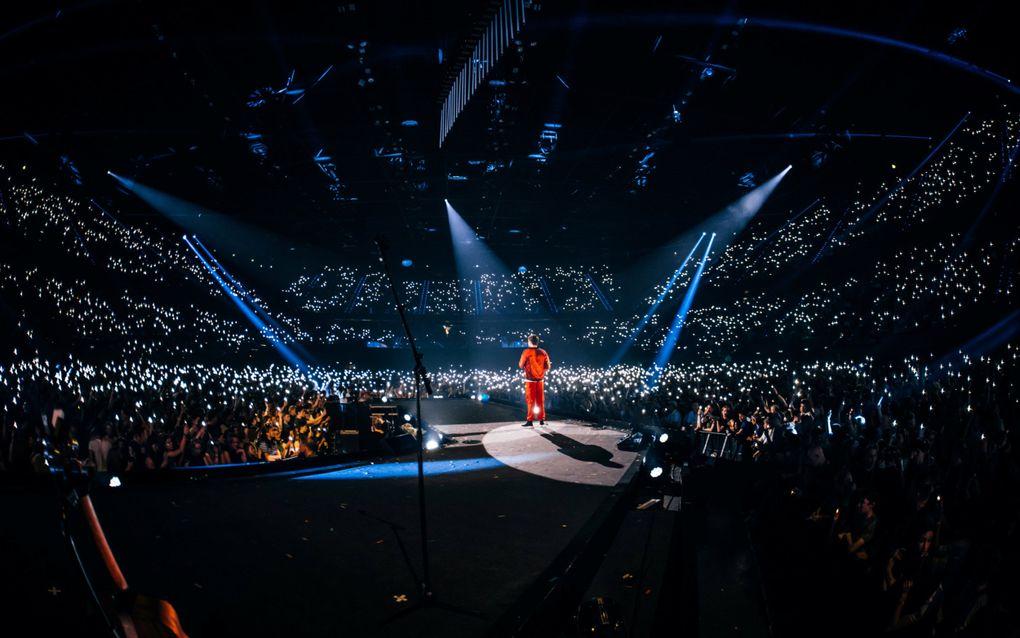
[518,334,551,427]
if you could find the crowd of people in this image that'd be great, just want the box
[1,112,1017,365]
[282,265,618,316]
[0,118,1013,359]
[1,340,1015,636]
[0,363,342,474]
[700,349,1017,636]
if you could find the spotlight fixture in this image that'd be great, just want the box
[423,427,449,451]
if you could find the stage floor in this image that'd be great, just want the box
[4,402,638,637]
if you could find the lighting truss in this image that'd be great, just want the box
[439,0,526,147]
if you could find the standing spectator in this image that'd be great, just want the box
[258,426,283,462]
[88,422,114,471]
[125,423,152,471]
[837,493,879,562]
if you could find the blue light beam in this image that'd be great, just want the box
[192,236,317,366]
[611,233,706,365]
[183,236,307,371]
[446,199,515,313]
[709,165,792,251]
[107,173,280,257]
[651,233,716,382]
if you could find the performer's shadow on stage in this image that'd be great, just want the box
[540,430,624,468]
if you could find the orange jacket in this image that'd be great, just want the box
[519,347,551,381]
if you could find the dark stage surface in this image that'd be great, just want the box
[2,400,639,637]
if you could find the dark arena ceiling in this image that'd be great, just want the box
[4,1,1016,261]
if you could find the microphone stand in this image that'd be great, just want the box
[374,235,480,623]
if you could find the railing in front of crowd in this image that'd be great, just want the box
[696,430,745,461]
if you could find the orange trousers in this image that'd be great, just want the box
[525,380,545,421]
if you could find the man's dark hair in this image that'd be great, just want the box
[528,334,540,346]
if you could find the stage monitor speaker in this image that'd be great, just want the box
[335,430,360,454]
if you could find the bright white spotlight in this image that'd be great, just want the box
[109,476,122,488]
[649,466,664,478]
[425,438,440,451]
[658,433,669,443]
[532,406,540,415]
[403,413,412,422]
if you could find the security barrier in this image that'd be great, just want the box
[696,430,744,461]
